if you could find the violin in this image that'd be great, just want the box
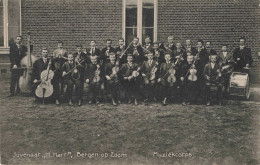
[188,64,197,81]
[132,67,141,78]
[167,63,176,86]
[35,59,54,99]
[110,61,120,80]
[93,64,101,83]
[148,62,159,81]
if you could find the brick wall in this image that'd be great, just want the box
[21,0,122,55]
[17,0,260,83]
[158,0,260,83]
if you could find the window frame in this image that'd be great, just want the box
[122,0,158,45]
[0,0,22,54]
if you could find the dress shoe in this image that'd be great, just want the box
[56,100,60,105]
[117,100,121,104]
[128,99,132,104]
[134,99,138,106]
[162,98,167,106]
[182,102,186,106]
[89,100,93,104]
[96,100,100,105]
[206,101,211,106]
[68,100,73,106]
[7,94,14,98]
[78,100,82,106]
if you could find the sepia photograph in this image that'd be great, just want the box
[0,0,260,164]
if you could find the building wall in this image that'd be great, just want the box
[21,0,123,55]
[16,0,260,83]
[158,0,260,83]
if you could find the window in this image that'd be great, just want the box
[123,0,157,45]
[0,0,21,54]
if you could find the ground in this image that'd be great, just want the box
[0,73,259,165]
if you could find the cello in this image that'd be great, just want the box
[35,59,54,102]
[19,31,37,93]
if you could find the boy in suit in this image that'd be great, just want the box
[101,39,116,64]
[85,55,102,104]
[62,54,84,106]
[127,37,145,65]
[203,54,223,106]
[118,54,140,105]
[141,53,159,105]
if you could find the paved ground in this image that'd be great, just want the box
[0,73,259,165]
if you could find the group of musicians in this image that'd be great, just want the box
[8,35,253,106]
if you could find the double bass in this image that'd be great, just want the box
[19,31,37,93]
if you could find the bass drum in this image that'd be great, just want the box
[229,72,250,100]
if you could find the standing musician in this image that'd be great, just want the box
[173,41,186,63]
[8,36,27,97]
[87,40,101,57]
[62,54,84,106]
[74,44,89,65]
[185,39,197,55]
[32,48,58,104]
[203,54,223,106]
[52,47,67,99]
[127,37,144,65]
[144,36,153,53]
[101,39,116,64]
[115,38,127,64]
[233,37,253,72]
[85,55,102,104]
[53,41,68,58]
[165,35,177,53]
[153,42,165,65]
[104,52,121,106]
[205,41,217,56]
[118,54,141,105]
[158,53,176,106]
[219,44,234,95]
[179,54,198,106]
[141,53,159,105]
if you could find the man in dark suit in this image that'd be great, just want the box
[153,42,165,65]
[74,44,89,64]
[32,48,59,103]
[8,35,27,97]
[158,53,176,106]
[205,41,217,56]
[127,37,145,65]
[118,54,141,105]
[219,44,234,95]
[85,55,102,104]
[141,53,159,105]
[203,54,223,106]
[101,39,116,64]
[104,53,121,106]
[172,41,186,64]
[144,36,153,54]
[233,37,253,72]
[166,35,177,53]
[185,39,197,55]
[115,38,127,64]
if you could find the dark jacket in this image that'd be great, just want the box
[9,43,27,67]
[233,47,253,71]
[32,58,52,81]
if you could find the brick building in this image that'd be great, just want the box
[0,0,259,83]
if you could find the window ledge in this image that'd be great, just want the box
[0,48,10,54]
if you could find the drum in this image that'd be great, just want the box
[229,72,250,99]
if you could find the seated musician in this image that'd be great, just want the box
[185,39,197,55]
[115,38,127,64]
[141,53,159,105]
[219,44,234,95]
[101,39,116,64]
[118,54,140,105]
[158,53,176,106]
[104,52,121,106]
[233,37,253,72]
[179,54,198,106]
[153,42,165,65]
[32,48,58,104]
[85,55,102,104]
[62,54,84,106]
[203,54,223,106]
[53,40,68,58]
[127,37,144,65]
